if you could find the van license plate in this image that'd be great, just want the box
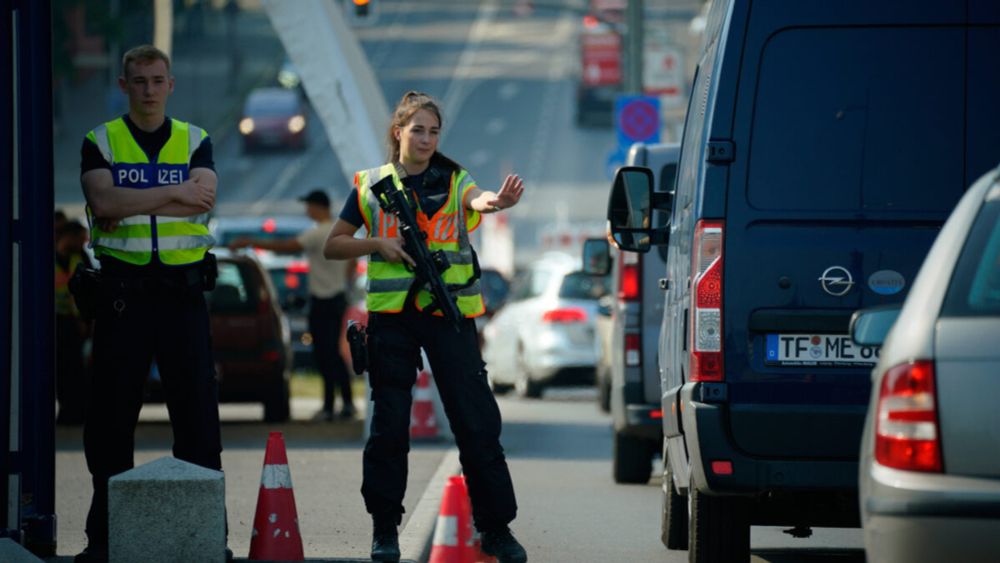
[765,334,879,366]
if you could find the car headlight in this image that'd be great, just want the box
[288,115,306,134]
[239,117,254,135]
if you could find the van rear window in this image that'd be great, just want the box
[747,27,966,214]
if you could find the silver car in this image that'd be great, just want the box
[483,253,610,398]
[852,167,1000,563]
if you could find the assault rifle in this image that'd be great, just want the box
[370,175,465,331]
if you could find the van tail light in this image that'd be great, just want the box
[625,333,641,367]
[618,252,641,302]
[875,360,943,473]
[689,220,724,382]
[542,307,587,323]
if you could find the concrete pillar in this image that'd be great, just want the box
[108,457,226,563]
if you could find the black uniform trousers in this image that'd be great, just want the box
[362,311,517,531]
[308,293,353,413]
[83,266,222,547]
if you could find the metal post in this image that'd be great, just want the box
[625,0,644,94]
[14,0,56,555]
[0,0,18,541]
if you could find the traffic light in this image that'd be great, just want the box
[353,0,370,17]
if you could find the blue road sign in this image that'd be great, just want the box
[615,95,661,149]
[606,146,628,180]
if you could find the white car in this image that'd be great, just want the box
[483,252,610,398]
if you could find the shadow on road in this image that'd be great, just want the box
[752,548,867,562]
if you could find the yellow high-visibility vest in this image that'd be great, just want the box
[85,117,213,266]
[356,163,484,317]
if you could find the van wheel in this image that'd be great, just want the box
[661,445,688,550]
[263,378,291,423]
[613,432,653,484]
[687,481,749,563]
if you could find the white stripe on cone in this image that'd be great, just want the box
[432,515,458,547]
[261,464,293,489]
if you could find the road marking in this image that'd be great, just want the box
[247,143,324,215]
[498,82,519,101]
[399,448,461,562]
[485,117,506,135]
[523,12,574,189]
[440,0,499,138]
[470,149,491,167]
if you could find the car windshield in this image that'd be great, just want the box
[559,271,610,300]
[246,93,298,116]
[205,262,256,313]
[943,200,1000,316]
[268,267,309,311]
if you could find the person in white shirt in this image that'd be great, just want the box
[230,190,355,420]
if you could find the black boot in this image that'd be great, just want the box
[371,520,401,562]
[481,526,527,563]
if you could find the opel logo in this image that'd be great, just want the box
[819,266,854,297]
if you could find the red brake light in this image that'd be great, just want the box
[583,14,599,28]
[618,252,641,302]
[689,220,724,382]
[875,360,942,473]
[710,460,733,475]
[542,307,587,323]
[262,218,277,233]
[286,260,310,274]
[284,274,301,290]
[261,350,281,362]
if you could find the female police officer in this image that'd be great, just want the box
[324,91,526,563]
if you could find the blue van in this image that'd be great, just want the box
[605,1,1000,560]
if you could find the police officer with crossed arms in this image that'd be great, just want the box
[75,45,224,563]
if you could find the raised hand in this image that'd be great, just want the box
[488,174,525,211]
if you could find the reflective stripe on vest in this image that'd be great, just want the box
[357,163,484,317]
[86,118,213,266]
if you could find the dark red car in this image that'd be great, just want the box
[238,87,308,152]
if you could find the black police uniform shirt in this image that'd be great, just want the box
[339,154,461,228]
[80,114,216,269]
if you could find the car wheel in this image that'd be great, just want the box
[687,478,749,563]
[612,431,653,484]
[263,377,291,423]
[514,348,542,399]
[661,441,688,550]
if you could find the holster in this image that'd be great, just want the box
[200,252,218,291]
[347,320,369,374]
[68,264,102,321]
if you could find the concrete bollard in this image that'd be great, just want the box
[108,456,226,563]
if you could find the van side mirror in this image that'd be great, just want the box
[607,167,655,252]
[850,304,903,347]
[582,238,611,276]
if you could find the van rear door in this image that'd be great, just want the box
[720,3,1000,460]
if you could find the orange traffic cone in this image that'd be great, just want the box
[430,475,473,562]
[411,370,439,439]
[430,475,497,563]
[249,432,304,561]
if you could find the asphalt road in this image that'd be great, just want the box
[498,388,866,563]
[212,0,616,260]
